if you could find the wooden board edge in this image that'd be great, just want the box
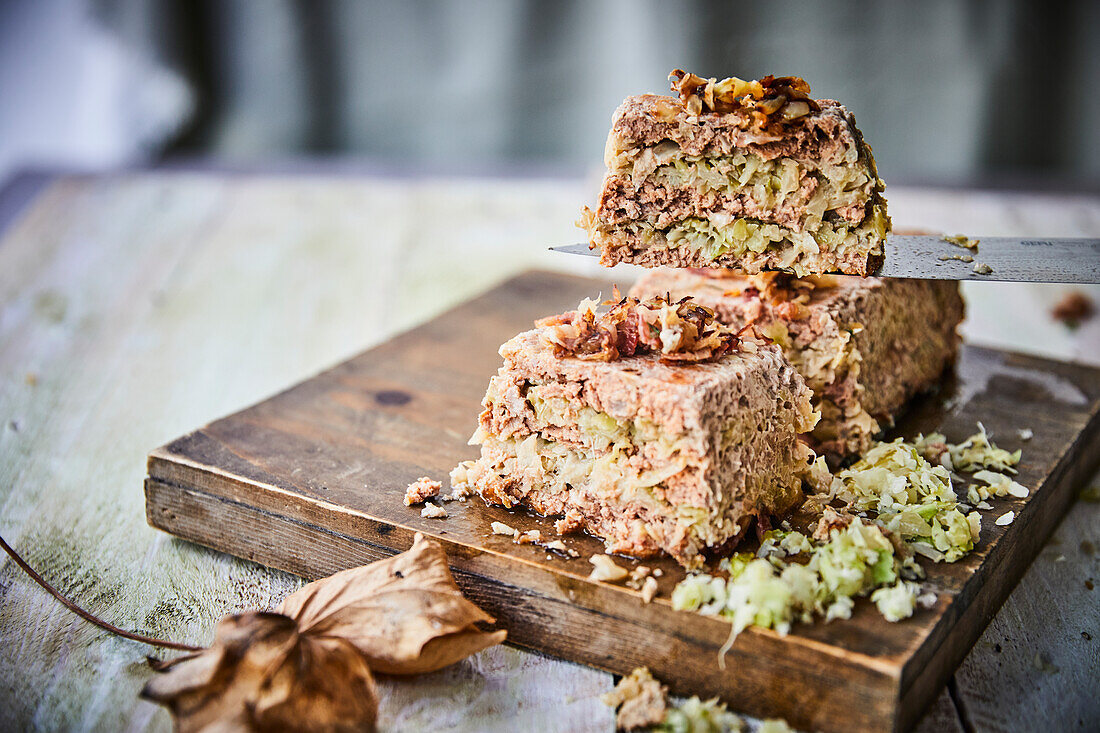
[895,399,1100,732]
[145,476,902,732]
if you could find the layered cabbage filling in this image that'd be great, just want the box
[758,319,879,451]
[472,377,811,560]
[606,149,878,231]
[624,207,888,270]
[471,432,749,555]
[588,143,890,274]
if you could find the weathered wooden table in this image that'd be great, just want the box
[0,171,1097,732]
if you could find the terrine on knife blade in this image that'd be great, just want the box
[580,70,890,276]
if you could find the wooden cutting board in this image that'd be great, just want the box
[144,269,1100,733]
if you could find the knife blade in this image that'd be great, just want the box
[550,235,1100,284]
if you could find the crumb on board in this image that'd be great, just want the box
[1051,290,1095,328]
[996,510,1016,526]
[626,565,652,590]
[589,554,629,583]
[420,503,447,519]
[973,262,993,275]
[403,476,441,506]
[1017,428,1033,441]
[491,521,518,538]
[516,529,542,545]
[641,576,659,604]
[601,667,668,731]
[938,253,974,263]
[543,539,580,558]
[448,460,476,499]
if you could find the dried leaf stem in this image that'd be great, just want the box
[0,533,201,652]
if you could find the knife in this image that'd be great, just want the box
[550,235,1100,284]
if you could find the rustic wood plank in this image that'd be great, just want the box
[145,269,1100,733]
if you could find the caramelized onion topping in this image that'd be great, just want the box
[537,289,765,364]
[668,69,820,130]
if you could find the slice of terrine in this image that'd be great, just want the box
[453,294,819,568]
[630,270,964,460]
[580,70,890,276]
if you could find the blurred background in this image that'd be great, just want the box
[2,0,1099,189]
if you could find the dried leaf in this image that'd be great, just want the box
[141,612,378,733]
[278,533,506,675]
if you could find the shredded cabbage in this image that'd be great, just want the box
[915,423,1021,473]
[658,696,745,733]
[672,518,923,651]
[830,438,976,562]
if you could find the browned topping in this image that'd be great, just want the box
[668,69,820,129]
[537,290,759,364]
[1052,291,1095,328]
[403,476,442,506]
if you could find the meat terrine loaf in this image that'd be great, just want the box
[454,295,819,568]
[629,270,964,459]
[580,70,890,276]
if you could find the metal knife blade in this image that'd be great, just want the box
[550,235,1100,284]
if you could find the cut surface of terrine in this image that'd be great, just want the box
[456,298,819,567]
[630,269,964,459]
[580,71,890,276]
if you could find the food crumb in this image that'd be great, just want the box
[626,565,652,590]
[589,554,629,583]
[973,262,993,275]
[1017,428,1033,441]
[641,576,659,604]
[1051,290,1095,328]
[447,461,476,499]
[25,373,38,387]
[516,529,542,545]
[1054,554,1066,562]
[1081,485,1100,502]
[542,539,580,558]
[601,667,667,731]
[995,511,1016,526]
[491,521,518,538]
[404,477,441,506]
[420,503,447,519]
[938,253,974,263]
[945,234,980,250]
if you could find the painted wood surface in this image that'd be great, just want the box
[1,172,1098,731]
